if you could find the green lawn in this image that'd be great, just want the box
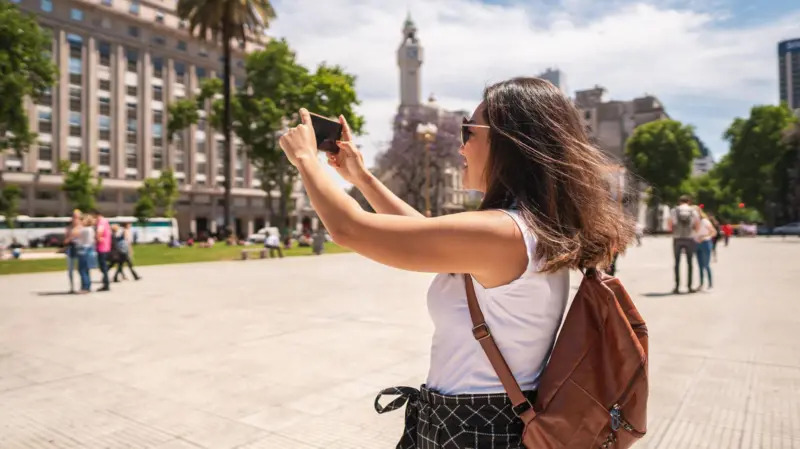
[0,242,350,276]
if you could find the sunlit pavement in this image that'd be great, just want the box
[1,237,799,448]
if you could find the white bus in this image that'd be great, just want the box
[0,216,179,247]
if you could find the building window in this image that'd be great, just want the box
[197,163,206,174]
[127,85,137,96]
[155,11,165,23]
[99,79,111,91]
[126,155,137,169]
[584,110,591,120]
[153,110,163,123]
[153,151,163,170]
[101,0,112,6]
[98,41,111,66]
[37,87,52,105]
[99,147,111,166]
[126,49,138,72]
[152,35,166,46]
[152,85,163,101]
[197,118,206,131]
[70,8,83,21]
[196,140,205,153]
[175,62,186,84]
[69,112,81,137]
[36,191,57,201]
[101,17,111,29]
[69,146,82,162]
[69,87,81,112]
[177,41,187,52]
[128,26,139,38]
[153,58,163,78]
[41,0,52,13]
[196,67,206,80]
[199,47,208,58]
[178,20,187,29]
[129,0,140,15]
[99,97,110,115]
[38,110,52,134]
[38,143,52,161]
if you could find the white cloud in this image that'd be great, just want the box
[268,0,800,169]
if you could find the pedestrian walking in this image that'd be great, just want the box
[93,210,112,292]
[721,222,733,246]
[63,209,82,293]
[113,223,140,282]
[695,208,717,290]
[668,195,701,294]
[75,214,96,294]
[635,222,644,246]
[279,78,635,447]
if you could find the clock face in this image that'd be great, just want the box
[406,47,418,59]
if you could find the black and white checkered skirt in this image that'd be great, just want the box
[375,385,537,449]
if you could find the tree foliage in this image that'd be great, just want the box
[374,108,462,215]
[0,2,57,156]
[59,161,102,212]
[0,183,22,227]
[176,0,276,232]
[165,39,364,233]
[134,169,180,220]
[721,105,798,224]
[625,119,699,206]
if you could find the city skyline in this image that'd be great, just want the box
[268,0,800,171]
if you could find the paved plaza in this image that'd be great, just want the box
[1,237,799,448]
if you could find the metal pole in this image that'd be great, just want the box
[425,138,431,217]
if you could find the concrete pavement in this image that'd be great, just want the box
[1,237,799,448]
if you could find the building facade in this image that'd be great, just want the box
[390,15,466,215]
[1,0,302,238]
[779,38,800,112]
[537,68,567,94]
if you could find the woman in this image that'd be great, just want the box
[63,209,83,293]
[75,214,96,294]
[113,223,140,281]
[279,78,634,448]
[695,208,717,290]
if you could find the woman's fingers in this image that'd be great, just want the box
[339,115,353,141]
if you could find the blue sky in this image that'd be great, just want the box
[269,0,800,170]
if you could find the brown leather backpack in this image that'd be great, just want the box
[464,268,648,448]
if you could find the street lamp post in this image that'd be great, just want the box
[416,123,438,217]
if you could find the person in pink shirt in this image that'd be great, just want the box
[93,210,112,292]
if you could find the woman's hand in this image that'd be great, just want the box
[327,115,370,185]
[279,108,318,166]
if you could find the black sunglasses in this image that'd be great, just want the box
[461,117,490,145]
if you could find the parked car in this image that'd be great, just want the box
[247,227,280,244]
[772,222,800,236]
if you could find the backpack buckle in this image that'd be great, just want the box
[472,323,491,341]
[512,400,533,417]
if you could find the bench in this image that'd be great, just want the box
[240,248,268,260]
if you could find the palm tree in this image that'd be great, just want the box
[176,0,275,236]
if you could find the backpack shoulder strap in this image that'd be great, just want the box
[463,274,536,421]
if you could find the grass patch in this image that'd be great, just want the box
[0,242,350,276]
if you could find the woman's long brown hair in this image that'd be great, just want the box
[480,77,634,272]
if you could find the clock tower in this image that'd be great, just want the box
[397,14,423,107]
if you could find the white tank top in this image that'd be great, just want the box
[426,210,569,395]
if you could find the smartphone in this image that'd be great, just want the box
[309,112,343,154]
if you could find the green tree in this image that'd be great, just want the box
[156,169,179,218]
[0,2,57,159]
[166,40,364,235]
[59,161,102,212]
[176,0,276,235]
[0,184,22,228]
[626,119,699,229]
[722,105,798,225]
